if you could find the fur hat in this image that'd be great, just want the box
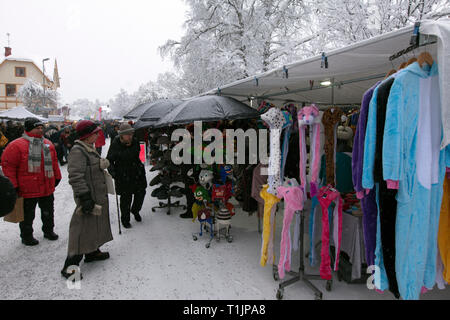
[24,117,44,132]
[119,123,134,136]
[76,120,101,140]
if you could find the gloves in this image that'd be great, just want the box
[100,158,110,170]
[79,192,95,215]
[55,179,61,187]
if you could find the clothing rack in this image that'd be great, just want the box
[389,34,437,62]
[276,207,333,300]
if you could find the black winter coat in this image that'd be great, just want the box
[107,136,147,195]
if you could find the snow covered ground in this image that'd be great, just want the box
[1,138,449,300]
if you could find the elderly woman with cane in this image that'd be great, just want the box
[61,120,114,280]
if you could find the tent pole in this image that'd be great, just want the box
[331,77,335,106]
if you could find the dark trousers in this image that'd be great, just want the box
[120,189,146,223]
[20,194,55,239]
[184,184,195,215]
[378,181,400,298]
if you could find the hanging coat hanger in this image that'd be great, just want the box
[407,57,417,66]
[385,69,397,79]
[417,34,434,68]
[417,51,434,67]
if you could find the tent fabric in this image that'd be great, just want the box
[201,19,450,148]
[153,95,260,128]
[123,102,155,120]
[138,99,183,121]
[0,106,48,122]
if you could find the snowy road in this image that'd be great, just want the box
[1,139,449,300]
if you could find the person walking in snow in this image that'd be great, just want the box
[106,123,147,229]
[1,118,62,246]
[61,120,113,280]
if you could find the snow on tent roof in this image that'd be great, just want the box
[201,20,443,106]
[0,106,48,122]
[201,19,450,149]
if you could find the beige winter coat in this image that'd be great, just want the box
[66,140,113,256]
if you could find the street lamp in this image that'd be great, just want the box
[42,58,50,114]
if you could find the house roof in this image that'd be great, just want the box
[0,56,54,84]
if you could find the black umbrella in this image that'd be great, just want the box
[153,95,260,128]
[133,99,184,129]
[123,102,153,120]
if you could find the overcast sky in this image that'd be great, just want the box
[0,0,187,104]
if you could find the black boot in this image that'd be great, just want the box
[22,236,39,246]
[122,220,132,229]
[44,231,59,241]
[84,249,110,263]
[180,211,193,219]
[133,212,142,222]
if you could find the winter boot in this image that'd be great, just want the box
[122,220,132,229]
[22,236,39,246]
[132,212,142,222]
[180,211,193,219]
[44,231,59,241]
[84,249,110,263]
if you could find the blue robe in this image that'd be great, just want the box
[383,62,448,300]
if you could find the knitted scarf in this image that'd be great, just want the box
[21,134,54,178]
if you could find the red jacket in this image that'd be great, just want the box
[95,129,106,148]
[1,132,62,198]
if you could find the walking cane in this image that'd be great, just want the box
[115,188,122,235]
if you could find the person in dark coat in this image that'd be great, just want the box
[0,171,17,218]
[107,123,147,228]
[109,124,120,141]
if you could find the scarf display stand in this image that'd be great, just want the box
[276,209,333,300]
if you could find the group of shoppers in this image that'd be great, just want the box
[0,117,147,280]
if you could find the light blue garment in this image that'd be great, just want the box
[373,183,389,291]
[361,80,390,292]
[382,62,447,300]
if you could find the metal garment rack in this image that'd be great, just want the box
[275,209,333,300]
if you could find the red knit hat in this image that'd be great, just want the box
[76,120,101,140]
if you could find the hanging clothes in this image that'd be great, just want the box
[251,163,268,219]
[352,82,380,268]
[260,184,280,267]
[322,107,345,187]
[261,108,289,196]
[276,183,304,279]
[382,61,448,300]
[280,111,293,182]
[438,175,450,284]
[297,105,322,198]
[373,77,400,299]
[317,185,343,281]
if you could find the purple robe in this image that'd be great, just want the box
[352,82,380,268]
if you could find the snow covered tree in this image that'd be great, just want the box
[159,0,313,95]
[17,79,59,113]
[159,0,449,96]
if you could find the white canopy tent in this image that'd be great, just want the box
[202,19,450,148]
[0,106,48,122]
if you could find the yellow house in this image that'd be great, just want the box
[0,47,58,111]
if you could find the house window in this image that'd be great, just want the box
[15,67,26,77]
[6,84,16,97]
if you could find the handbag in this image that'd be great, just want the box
[104,170,115,195]
[4,197,24,223]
